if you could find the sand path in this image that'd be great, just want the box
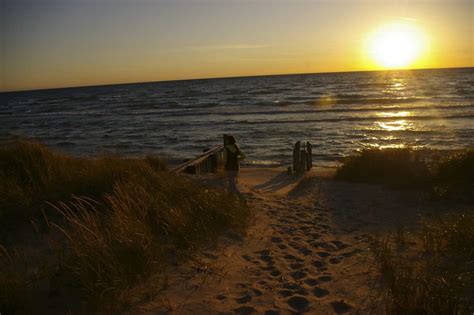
[137,168,386,314]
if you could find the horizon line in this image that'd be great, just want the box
[2,66,473,94]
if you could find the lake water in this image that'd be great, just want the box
[2,67,473,167]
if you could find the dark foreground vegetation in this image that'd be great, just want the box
[0,139,251,314]
[337,147,474,313]
[336,147,474,202]
[371,213,473,314]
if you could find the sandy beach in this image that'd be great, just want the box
[1,140,472,314]
[3,1,473,313]
[133,166,455,314]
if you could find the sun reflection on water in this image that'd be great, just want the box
[376,111,411,118]
[363,143,407,149]
[377,119,413,131]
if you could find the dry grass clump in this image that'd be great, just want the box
[336,148,474,199]
[0,139,251,313]
[335,148,430,187]
[0,138,168,224]
[371,213,474,314]
[432,150,474,202]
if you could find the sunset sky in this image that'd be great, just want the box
[3,0,473,92]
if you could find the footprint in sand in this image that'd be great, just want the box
[329,257,342,264]
[216,293,226,300]
[290,270,307,280]
[312,260,326,268]
[298,247,312,256]
[313,287,330,298]
[317,251,331,258]
[236,283,249,289]
[318,275,333,282]
[304,278,319,286]
[279,290,294,298]
[271,236,283,243]
[288,242,301,250]
[318,243,338,252]
[235,292,252,304]
[331,240,350,250]
[331,300,353,313]
[269,269,282,277]
[284,254,304,263]
[342,248,363,257]
[258,250,273,264]
[268,210,278,216]
[251,288,263,297]
[234,305,257,314]
[300,226,313,233]
[287,296,311,313]
[289,262,304,270]
[282,283,308,295]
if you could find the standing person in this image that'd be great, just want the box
[224,135,247,198]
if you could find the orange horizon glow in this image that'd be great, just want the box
[2,1,472,92]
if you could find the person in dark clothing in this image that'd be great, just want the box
[224,135,247,198]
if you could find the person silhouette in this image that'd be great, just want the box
[224,135,247,198]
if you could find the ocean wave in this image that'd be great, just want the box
[4,67,473,167]
[153,103,474,118]
[195,113,474,126]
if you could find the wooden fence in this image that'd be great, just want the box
[173,144,226,174]
[174,134,233,174]
[174,136,312,175]
[290,141,313,174]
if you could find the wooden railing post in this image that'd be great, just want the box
[300,149,306,174]
[306,142,312,171]
[293,141,301,174]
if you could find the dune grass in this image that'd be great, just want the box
[0,139,168,225]
[0,139,251,313]
[371,212,473,314]
[338,147,473,313]
[335,147,474,201]
[335,148,430,187]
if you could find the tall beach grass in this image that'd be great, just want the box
[370,213,473,314]
[336,147,473,313]
[335,147,474,201]
[0,139,251,313]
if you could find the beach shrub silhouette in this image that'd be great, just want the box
[336,147,474,200]
[335,148,430,187]
[432,150,474,201]
[0,139,250,313]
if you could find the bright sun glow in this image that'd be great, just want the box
[367,22,426,69]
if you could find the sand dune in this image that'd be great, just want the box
[134,167,447,314]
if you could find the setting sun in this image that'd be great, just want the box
[367,22,427,69]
